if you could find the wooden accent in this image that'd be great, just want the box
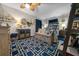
[63,3,76,55]
[0,26,10,56]
[63,3,79,55]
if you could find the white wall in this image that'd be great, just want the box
[0,4,36,36]
[58,13,70,30]
[42,19,48,29]
[38,3,71,30]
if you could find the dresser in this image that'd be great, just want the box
[17,29,30,39]
[0,26,10,56]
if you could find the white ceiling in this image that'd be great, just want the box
[1,3,72,20]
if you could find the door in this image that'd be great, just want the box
[36,19,42,32]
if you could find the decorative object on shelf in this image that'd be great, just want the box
[75,8,79,15]
[0,15,16,23]
[5,16,15,22]
[16,24,22,29]
[21,18,27,25]
[20,3,40,11]
[6,23,10,27]
[27,21,32,27]
[72,20,79,30]
[21,18,34,27]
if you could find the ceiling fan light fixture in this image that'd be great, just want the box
[20,3,40,11]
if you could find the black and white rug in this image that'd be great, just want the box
[11,36,58,56]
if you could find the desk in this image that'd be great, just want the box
[36,32,51,46]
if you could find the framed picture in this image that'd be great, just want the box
[75,8,79,15]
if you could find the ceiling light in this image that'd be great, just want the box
[20,3,40,11]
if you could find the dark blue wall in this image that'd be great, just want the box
[36,19,42,32]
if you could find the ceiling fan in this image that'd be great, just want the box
[20,3,40,11]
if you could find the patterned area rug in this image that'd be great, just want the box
[11,36,58,56]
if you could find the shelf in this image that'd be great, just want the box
[63,4,79,55]
[70,29,79,34]
[66,47,79,56]
[59,45,79,56]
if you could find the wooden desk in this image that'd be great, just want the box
[35,32,51,46]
